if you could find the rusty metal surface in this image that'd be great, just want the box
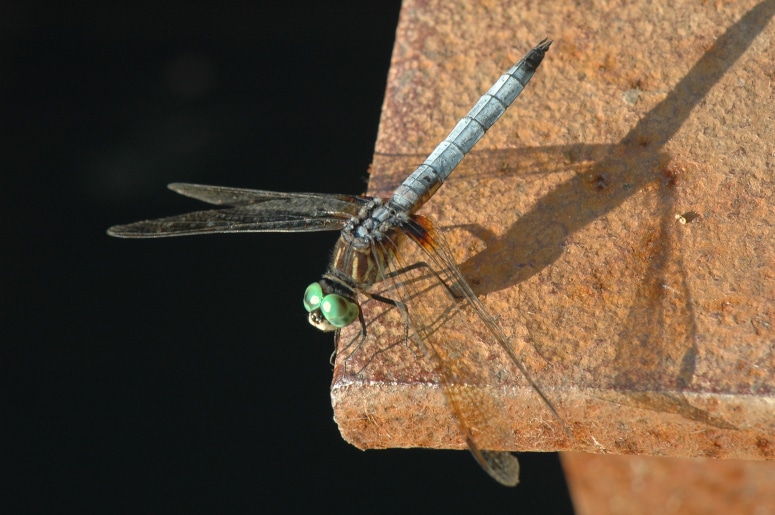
[561,453,775,515]
[332,0,775,460]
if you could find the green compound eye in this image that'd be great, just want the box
[320,294,358,328]
[303,282,323,312]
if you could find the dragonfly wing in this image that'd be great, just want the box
[404,215,567,428]
[476,449,520,487]
[168,183,366,210]
[107,206,353,237]
[108,185,367,238]
[347,214,558,486]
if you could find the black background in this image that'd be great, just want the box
[5,2,574,512]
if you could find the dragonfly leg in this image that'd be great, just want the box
[335,290,412,372]
[365,291,415,358]
[384,261,466,300]
[329,338,338,366]
[337,260,476,370]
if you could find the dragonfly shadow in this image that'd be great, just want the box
[474,1,774,428]
[459,0,774,295]
[369,0,774,430]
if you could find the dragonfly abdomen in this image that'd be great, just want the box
[389,39,551,214]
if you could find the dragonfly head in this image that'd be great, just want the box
[303,280,359,332]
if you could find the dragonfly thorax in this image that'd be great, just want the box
[336,199,408,288]
[343,198,408,248]
[303,198,411,332]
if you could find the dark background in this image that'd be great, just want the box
[4,2,573,512]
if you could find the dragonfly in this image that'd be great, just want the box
[108,39,562,486]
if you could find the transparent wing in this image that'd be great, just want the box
[107,183,368,238]
[404,216,567,424]
[342,214,566,486]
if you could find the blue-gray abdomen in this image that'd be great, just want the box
[389,40,551,214]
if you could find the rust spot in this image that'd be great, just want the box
[661,161,682,188]
[700,437,726,459]
[756,437,775,458]
[586,173,610,192]
[659,156,701,190]
[614,437,641,455]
